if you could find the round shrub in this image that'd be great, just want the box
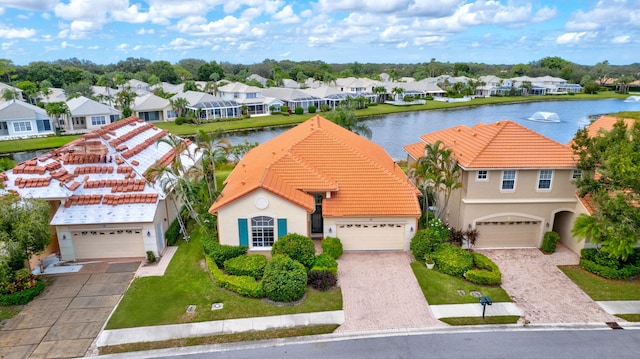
[308,105,317,113]
[410,226,449,261]
[308,269,337,291]
[224,254,267,279]
[541,231,560,253]
[432,244,473,277]
[321,236,343,259]
[294,106,304,115]
[271,233,316,269]
[262,254,307,302]
[465,252,502,285]
[312,253,338,275]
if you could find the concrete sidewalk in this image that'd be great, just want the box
[596,301,640,315]
[430,302,522,319]
[97,311,345,347]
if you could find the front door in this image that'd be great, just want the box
[311,194,323,234]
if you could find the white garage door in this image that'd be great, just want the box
[72,229,145,259]
[336,223,405,251]
[475,220,540,248]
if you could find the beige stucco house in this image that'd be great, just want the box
[405,120,588,253]
[210,115,421,252]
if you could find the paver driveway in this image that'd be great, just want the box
[0,261,137,359]
[478,244,621,324]
[335,252,444,333]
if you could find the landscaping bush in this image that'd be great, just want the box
[0,280,45,305]
[312,253,338,275]
[410,220,450,261]
[308,269,337,291]
[321,236,343,259]
[579,248,640,279]
[281,106,289,114]
[308,105,316,113]
[203,236,248,267]
[262,254,307,302]
[541,231,560,253]
[223,254,267,280]
[206,257,264,298]
[320,104,330,112]
[0,268,46,305]
[165,218,181,246]
[465,252,502,285]
[271,233,316,269]
[294,106,304,115]
[432,244,473,277]
[146,251,156,263]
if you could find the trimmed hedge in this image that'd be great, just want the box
[432,244,473,277]
[203,236,247,267]
[308,105,317,113]
[271,233,316,269]
[308,269,337,291]
[262,254,307,302]
[294,106,304,115]
[206,257,264,298]
[541,231,560,253]
[223,254,267,280]
[312,253,338,275]
[465,252,502,285]
[0,280,46,305]
[579,248,640,279]
[321,237,343,259]
[165,218,181,246]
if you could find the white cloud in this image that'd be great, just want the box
[174,15,251,36]
[272,5,300,24]
[88,45,99,50]
[0,25,36,38]
[317,0,413,14]
[115,43,129,50]
[0,0,57,11]
[238,41,254,51]
[612,35,630,44]
[41,12,50,20]
[2,40,17,51]
[136,28,155,35]
[300,9,312,18]
[532,6,556,22]
[133,45,141,50]
[396,41,408,48]
[556,31,596,45]
[17,14,29,19]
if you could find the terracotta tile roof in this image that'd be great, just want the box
[210,115,420,217]
[403,142,426,161]
[416,120,576,169]
[585,115,637,138]
[577,192,596,215]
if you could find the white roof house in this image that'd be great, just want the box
[0,100,54,139]
[60,96,120,133]
[133,93,172,122]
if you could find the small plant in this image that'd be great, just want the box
[425,255,434,265]
[321,236,343,259]
[146,251,156,263]
[541,231,560,253]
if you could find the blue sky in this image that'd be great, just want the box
[0,0,638,66]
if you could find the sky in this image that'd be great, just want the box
[0,0,638,66]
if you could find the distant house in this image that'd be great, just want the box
[0,82,25,103]
[0,100,54,139]
[0,116,198,262]
[261,88,324,112]
[174,91,242,120]
[210,116,421,251]
[405,120,585,252]
[133,93,173,122]
[62,96,121,133]
[218,82,283,115]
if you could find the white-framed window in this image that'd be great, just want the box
[538,169,553,190]
[476,170,488,181]
[166,110,177,119]
[251,216,274,248]
[501,170,516,190]
[91,116,106,126]
[571,169,583,180]
[13,121,32,132]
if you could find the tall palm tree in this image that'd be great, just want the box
[391,87,404,102]
[44,102,70,130]
[194,129,231,199]
[328,105,372,139]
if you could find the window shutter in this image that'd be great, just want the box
[277,218,287,238]
[238,218,248,246]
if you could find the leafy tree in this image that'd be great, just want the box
[147,61,178,83]
[326,105,372,139]
[63,80,93,99]
[2,88,18,101]
[178,58,206,79]
[182,80,200,92]
[511,63,530,76]
[16,81,39,104]
[538,56,571,70]
[173,64,193,81]
[453,62,470,76]
[0,59,16,82]
[197,61,224,82]
[170,97,189,117]
[571,119,640,260]
[45,102,70,129]
[583,81,599,94]
[115,87,136,115]
[229,140,258,162]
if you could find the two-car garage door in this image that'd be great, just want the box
[336,223,405,251]
[475,220,541,248]
[72,229,145,259]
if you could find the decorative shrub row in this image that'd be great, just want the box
[165,218,181,246]
[311,254,338,275]
[432,244,473,277]
[262,254,308,302]
[271,233,316,269]
[465,252,502,285]
[308,270,337,291]
[0,280,46,305]
[206,257,264,298]
[321,237,343,259]
[223,254,267,280]
[580,259,640,280]
[202,236,247,267]
[541,231,560,253]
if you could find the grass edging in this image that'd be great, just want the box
[440,316,520,326]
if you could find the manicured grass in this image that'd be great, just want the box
[410,261,512,305]
[616,314,640,322]
[0,305,22,322]
[0,135,81,154]
[559,265,640,301]
[440,316,520,326]
[105,228,342,330]
[99,324,339,355]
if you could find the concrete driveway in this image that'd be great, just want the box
[478,244,621,324]
[335,252,444,333]
[0,261,137,359]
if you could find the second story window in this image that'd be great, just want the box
[572,169,583,180]
[538,169,553,190]
[501,170,516,190]
[477,170,488,181]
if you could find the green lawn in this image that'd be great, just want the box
[559,265,640,301]
[0,135,82,154]
[105,228,342,330]
[410,261,512,305]
[0,305,22,322]
[440,316,520,326]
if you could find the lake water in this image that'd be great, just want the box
[6,98,640,162]
[226,98,640,160]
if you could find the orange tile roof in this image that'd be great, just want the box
[403,142,426,161]
[210,115,420,217]
[585,115,636,138]
[416,120,576,169]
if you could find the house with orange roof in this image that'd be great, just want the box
[209,115,421,251]
[0,116,198,264]
[405,120,587,252]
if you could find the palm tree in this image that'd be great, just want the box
[194,129,231,197]
[115,86,136,117]
[571,213,603,244]
[45,102,70,130]
[373,86,387,103]
[328,105,372,139]
[391,87,404,102]
[170,97,189,118]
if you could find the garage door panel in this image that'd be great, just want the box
[475,221,540,248]
[72,229,145,259]
[336,223,404,251]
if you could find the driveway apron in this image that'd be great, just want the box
[335,252,444,333]
[478,244,621,324]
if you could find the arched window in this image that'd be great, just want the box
[251,216,274,247]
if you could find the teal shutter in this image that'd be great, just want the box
[238,218,248,246]
[277,218,287,238]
